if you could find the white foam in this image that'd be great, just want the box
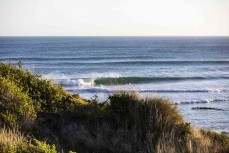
[64,79,77,86]
[177,98,228,104]
[63,79,94,86]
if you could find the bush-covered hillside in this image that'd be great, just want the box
[0,63,228,153]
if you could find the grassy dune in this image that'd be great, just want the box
[0,63,228,153]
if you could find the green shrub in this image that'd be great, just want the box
[0,63,85,114]
[0,76,36,129]
[25,139,57,153]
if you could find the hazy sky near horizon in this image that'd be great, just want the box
[0,0,229,36]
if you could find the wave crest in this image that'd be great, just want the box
[94,76,229,85]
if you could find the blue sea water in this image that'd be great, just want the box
[0,36,229,133]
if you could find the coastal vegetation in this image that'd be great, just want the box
[0,62,228,153]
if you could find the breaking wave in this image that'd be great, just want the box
[93,76,229,85]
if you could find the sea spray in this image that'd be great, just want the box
[64,79,94,86]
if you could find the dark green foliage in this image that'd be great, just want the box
[175,122,192,139]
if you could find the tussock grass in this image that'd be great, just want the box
[0,127,25,152]
[199,130,229,153]
[0,76,36,129]
[0,127,57,153]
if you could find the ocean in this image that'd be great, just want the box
[0,36,228,133]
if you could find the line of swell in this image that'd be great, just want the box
[66,88,229,94]
[94,76,229,85]
[1,58,229,65]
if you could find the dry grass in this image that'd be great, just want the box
[0,127,58,153]
[0,127,25,152]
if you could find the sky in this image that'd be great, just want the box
[0,0,229,36]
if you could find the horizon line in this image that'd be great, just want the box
[0,35,229,37]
